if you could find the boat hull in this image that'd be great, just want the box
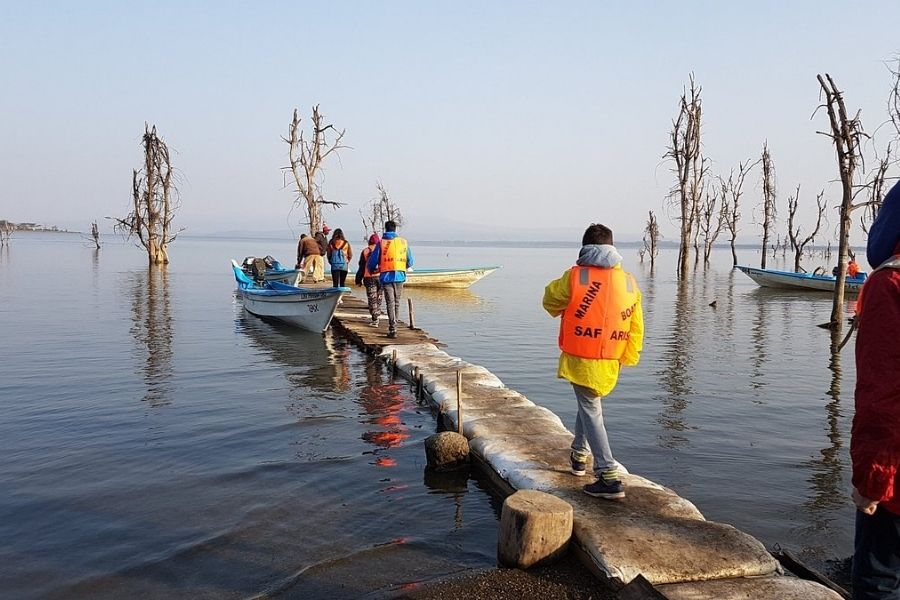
[238,288,344,332]
[736,266,865,293]
[402,267,499,289]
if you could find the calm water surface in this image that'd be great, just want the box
[0,233,857,597]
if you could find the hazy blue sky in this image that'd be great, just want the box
[2,1,898,242]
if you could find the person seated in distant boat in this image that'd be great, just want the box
[848,257,863,279]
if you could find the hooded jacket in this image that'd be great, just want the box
[366,231,414,284]
[543,245,644,397]
[852,180,900,514]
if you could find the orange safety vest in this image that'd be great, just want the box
[361,246,378,278]
[559,266,639,360]
[379,237,408,273]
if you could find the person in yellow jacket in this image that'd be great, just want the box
[542,223,643,500]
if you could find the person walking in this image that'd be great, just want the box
[851,181,900,600]
[542,223,643,500]
[356,233,383,326]
[366,220,413,338]
[326,228,352,287]
[295,233,321,283]
[307,224,329,283]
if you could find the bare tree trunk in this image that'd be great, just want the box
[817,73,864,330]
[360,181,404,237]
[721,159,758,267]
[644,210,660,273]
[91,221,101,249]
[114,124,181,264]
[666,75,706,278]
[284,105,348,235]
[760,142,776,269]
[787,187,826,272]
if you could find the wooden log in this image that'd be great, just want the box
[408,297,415,329]
[456,370,463,435]
[498,490,573,569]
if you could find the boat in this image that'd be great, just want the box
[735,265,866,293]
[402,266,500,289]
[239,256,303,286]
[231,260,349,332]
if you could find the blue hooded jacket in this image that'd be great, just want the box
[366,231,414,283]
[867,181,900,269]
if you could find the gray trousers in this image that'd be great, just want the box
[382,281,403,332]
[570,383,617,476]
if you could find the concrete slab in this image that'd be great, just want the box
[657,575,845,599]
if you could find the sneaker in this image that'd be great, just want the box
[583,478,625,500]
[570,452,588,477]
[369,318,380,327]
[387,330,398,339]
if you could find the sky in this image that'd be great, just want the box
[1,1,898,243]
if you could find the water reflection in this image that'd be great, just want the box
[656,276,693,449]
[237,314,345,395]
[359,360,411,468]
[129,266,174,407]
[405,287,484,307]
[749,289,771,392]
[798,336,848,545]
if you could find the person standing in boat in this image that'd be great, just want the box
[851,181,900,600]
[356,233,383,327]
[296,233,322,283]
[326,228,352,288]
[542,223,643,500]
[366,220,413,339]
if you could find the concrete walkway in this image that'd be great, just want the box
[328,290,844,599]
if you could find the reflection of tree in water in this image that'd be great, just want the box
[656,276,693,449]
[797,335,849,547]
[358,360,410,467]
[129,266,174,407]
[749,290,771,392]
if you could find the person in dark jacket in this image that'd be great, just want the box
[851,180,900,600]
[356,234,382,326]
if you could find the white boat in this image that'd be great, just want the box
[402,266,500,289]
[735,265,866,293]
[231,260,348,332]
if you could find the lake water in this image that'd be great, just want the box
[0,233,857,598]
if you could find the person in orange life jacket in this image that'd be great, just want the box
[851,180,900,600]
[366,220,413,339]
[542,223,643,500]
[326,228,353,287]
[356,234,383,326]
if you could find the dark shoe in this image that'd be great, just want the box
[387,330,397,339]
[570,452,588,477]
[583,478,625,500]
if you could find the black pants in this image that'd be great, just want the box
[331,269,348,288]
[853,506,900,599]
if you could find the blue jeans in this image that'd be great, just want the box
[570,383,617,476]
[853,506,900,599]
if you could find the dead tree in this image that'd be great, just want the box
[91,221,101,249]
[113,124,180,265]
[283,105,349,235]
[699,187,727,265]
[759,142,777,269]
[359,181,403,238]
[721,160,757,266]
[643,210,660,272]
[0,221,13,245]
[786,186,826,272]
[816,73,866,331]
[665,75,707,277]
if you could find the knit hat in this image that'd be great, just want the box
[368,233,380,244]
[322,224,331,234]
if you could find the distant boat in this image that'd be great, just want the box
[403,266,500,289]
[735,265,866,293]
[231,260,348,332]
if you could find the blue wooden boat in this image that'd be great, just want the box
[231,260,349,332]
[735,265,866,293]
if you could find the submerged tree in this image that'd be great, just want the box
[643,210,660,272]
[113,124,180,265]
[759,142,777,269]
[721,159,757,266]
[90,221,101,249]
[699,187,727,265]
[360,181,403,238]
[816,73,866,331]
[786,186,826,272]
[283,105,348,235]
[666,75,707,277]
